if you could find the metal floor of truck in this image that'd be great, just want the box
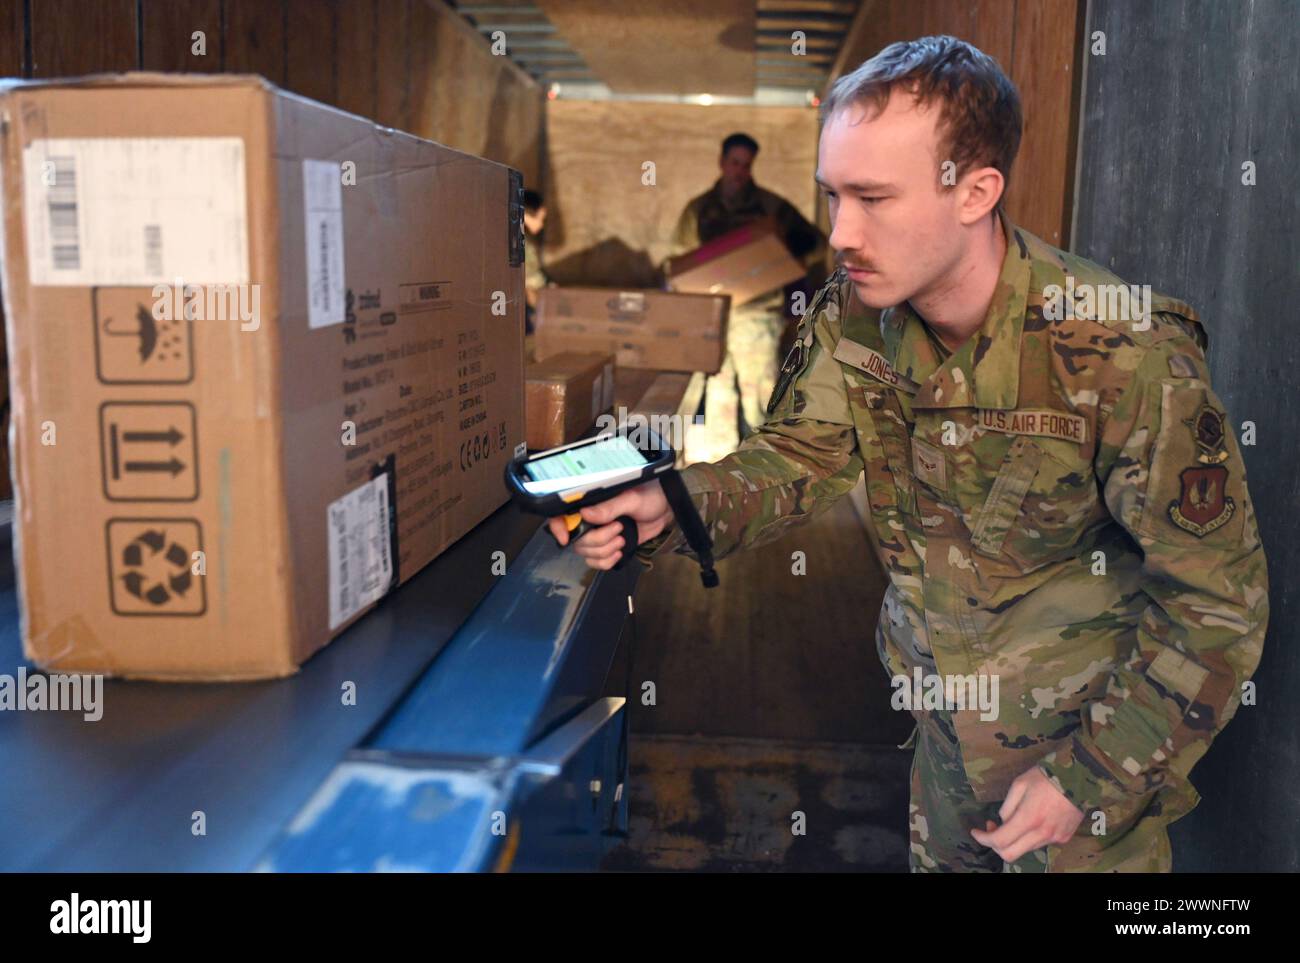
[603,495,914,871]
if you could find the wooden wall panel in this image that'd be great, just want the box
[374,0,412,130]
[825,0,1082,245]
[407,0,439,136]
[414,0,543,187]
[335,0,378,119]
[1008,0,1081,246]
[225,0,286,85]
[285,0,338,105]
[544,100,819,287]
[30,0,136,76]
[0,0,25,76]
[421,1,543,187]
[140,0,222,73]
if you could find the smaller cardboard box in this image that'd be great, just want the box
[536,288,729,374]
[525,351,615,450]
[665,217,805,306]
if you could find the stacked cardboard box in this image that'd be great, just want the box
[536,287,729,373]
[664,217,805,306]
[0,74,526,679]
[525,351,615,450]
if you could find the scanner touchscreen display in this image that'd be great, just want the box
[522,435,650,494]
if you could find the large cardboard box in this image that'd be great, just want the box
[0,74,526,679]
[525,351,614,450]
[535,287,729,373]
[665,217,805,306]
[0,298,9,501]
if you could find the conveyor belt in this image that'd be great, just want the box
[0,502,635,871]
[256,522,640,870]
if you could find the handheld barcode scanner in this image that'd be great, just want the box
[504,425,719,588]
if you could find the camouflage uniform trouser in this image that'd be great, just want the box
[693,301,783,462]
[905,706,1175,872]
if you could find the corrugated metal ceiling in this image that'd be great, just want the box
[449,0,860,101]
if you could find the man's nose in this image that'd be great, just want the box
[828,207,864,259]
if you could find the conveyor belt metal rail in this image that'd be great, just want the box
[0,503,637,871]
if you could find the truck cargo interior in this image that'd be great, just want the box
[0,0,1293,900]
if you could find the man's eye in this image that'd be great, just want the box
[820,187,837,199]
[861,196,884,204]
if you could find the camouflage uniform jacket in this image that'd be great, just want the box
[642,212,1269,826]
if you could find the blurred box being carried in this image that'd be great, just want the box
[0,73,525,679]
[525,351,615,450]
[535,287,729,373]
[664,217,805,306]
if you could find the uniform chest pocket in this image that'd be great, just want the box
[970,436,1100,573]
[852,383,917,513]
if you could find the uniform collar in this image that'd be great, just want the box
[881,210,1030,410]
[711,177,759,212]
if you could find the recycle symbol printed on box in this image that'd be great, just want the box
[119,528,194,607]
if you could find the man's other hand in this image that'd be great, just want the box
[969,765,1086,864]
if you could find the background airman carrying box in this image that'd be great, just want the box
[535,287,729,373]
[0,74,525,680]
[664,217,805,306]
[525,351,615,450]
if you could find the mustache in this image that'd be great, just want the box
[837,256,876,271]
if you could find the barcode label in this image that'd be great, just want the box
[46,156,80,271]
[303,159,345,328]
[326,475,393,630]
[144,224,163,276]
[317,218,331,314]
[332,504,351,619]
[22,138,248,286]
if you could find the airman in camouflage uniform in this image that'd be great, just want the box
[668,135,824,457]
[553,36,1269,873]
[639,211,1269,872]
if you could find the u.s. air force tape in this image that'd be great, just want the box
[977,408,1088,444]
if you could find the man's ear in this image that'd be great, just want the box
[957,166,1005,226]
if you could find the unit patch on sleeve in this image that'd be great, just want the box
[1168,403,1235,537]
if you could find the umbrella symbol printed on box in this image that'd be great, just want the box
[92,288,193,385]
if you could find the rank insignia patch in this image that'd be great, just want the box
[1168,404,1235,536]
[911,437,948,492]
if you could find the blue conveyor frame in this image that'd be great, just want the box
[0,503,638,871]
